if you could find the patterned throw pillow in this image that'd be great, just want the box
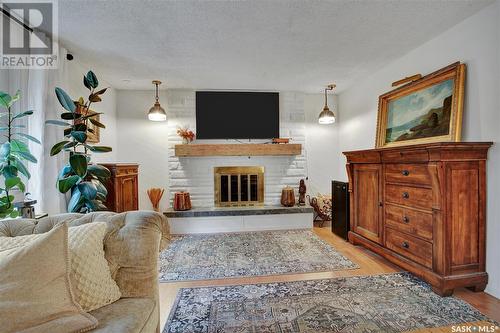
[0,222,121,312]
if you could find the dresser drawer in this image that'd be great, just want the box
[385,227,432,269]
[385,204,433,241]
[385,164,431,187]
[385,184,432,210]
[382,149,429,163]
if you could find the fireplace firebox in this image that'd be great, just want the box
[214,166,264,207]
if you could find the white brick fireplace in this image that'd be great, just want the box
[167,91,307,208]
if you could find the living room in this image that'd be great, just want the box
[1,0,499,332]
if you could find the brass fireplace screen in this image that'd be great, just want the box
[214,166,264,207]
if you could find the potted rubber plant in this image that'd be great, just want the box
[46,71,112,213]
[0,90,40,218]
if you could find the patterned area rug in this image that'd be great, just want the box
[164,273,495,333]
[159,229,357,282]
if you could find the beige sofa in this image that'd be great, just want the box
[0,211,170,333]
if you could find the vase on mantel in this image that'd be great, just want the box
[182,138,189,144]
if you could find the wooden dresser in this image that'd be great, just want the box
[99,163,139,213]
[344,142,492,296]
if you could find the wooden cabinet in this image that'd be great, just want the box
[351,164,383,244]
[99,163,139,213]
[344,142,492,296]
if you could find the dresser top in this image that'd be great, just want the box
[343,141,493,155]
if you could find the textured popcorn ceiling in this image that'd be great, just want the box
[58,0,493,92]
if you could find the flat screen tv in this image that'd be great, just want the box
[196,91,279,139]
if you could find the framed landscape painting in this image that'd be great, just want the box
[375,62,465,148]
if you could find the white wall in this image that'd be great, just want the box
[115,90,170,212]
[304,93,340,195]
[336,1,500,297]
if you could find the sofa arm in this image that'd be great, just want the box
[100,211,170,298]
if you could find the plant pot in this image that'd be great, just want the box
[173,192,192,211]
[281,187,296,207]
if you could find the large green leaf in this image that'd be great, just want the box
[87,164,111,179]
[12,150,37,163]
[85,71,99,89]
[74,123,87,132]
[89,118,105,128]
[61,112,82,120]
[78,181,97,200]
[88,146,112,153]
[0,142,10,159]
[14,133,41,144]
[55,87,76,112]
[0,92,11,108]
[50,140,70,156]
[83,75,92,90]
[12,110,34,120]
[10,139,37,163]
[10,139,28,152]
[71,131,87,143]
[57,175,80,193]
[58,164,73,179]
[69,154,87,177]
[67,188,84,212]
[2,165,17,178]
[93,179,108,196]
[0,195,15,204]
[63,141,78,149]
[45,119,71,126]
[5,176,21,190]
[11,156,30,179]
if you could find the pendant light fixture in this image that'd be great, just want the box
[318,83,336,125]
[148,80,167,121]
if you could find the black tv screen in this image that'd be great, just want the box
[196,91,279,139]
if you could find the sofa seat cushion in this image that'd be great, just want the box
[88,298,157,333]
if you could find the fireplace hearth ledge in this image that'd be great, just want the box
[163,205,314,234]
[164,205,313,218]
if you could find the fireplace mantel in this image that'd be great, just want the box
[174,143,302,157]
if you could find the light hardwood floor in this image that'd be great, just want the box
[159,227,500,332]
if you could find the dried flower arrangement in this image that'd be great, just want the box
[177,127,195,144]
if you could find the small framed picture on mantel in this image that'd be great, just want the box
[375,62,465,148]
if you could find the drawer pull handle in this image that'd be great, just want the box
[402,170,410,176]
[402,241,410,249]
[402,192,409,199]
[402,216,410,223]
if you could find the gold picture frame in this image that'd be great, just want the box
[375,62,465,148]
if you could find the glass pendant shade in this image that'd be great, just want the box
[318,105,336,124]
[318,83,336,125]
[148,80,167,121]
[148,102,167,121]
